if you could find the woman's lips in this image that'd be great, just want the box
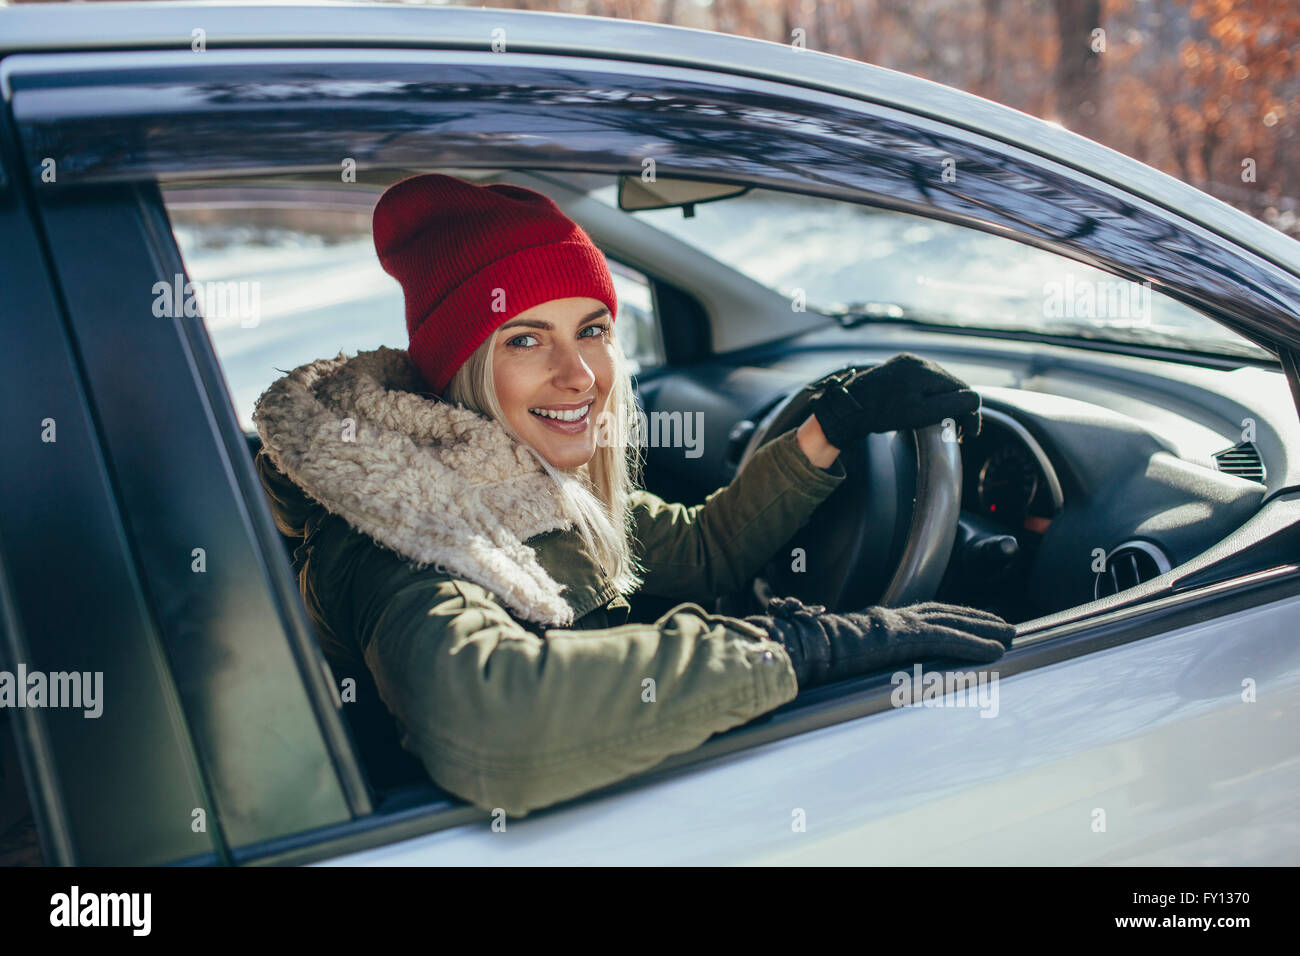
[529,404,592,434]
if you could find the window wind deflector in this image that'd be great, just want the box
[829,301,928,328]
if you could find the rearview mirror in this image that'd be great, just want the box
[617,174,749,216]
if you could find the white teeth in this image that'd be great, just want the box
[529,403,591,422]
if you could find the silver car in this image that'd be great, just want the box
[0,1,1296,866]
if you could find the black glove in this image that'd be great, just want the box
[745,595,1014,689]
[808,353,981,451]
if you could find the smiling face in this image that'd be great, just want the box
[492,296,616,470]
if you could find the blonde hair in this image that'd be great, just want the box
[444,326,645,596]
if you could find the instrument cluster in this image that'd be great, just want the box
[961,413,1059,535]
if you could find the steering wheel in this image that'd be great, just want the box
[735,367,964,611]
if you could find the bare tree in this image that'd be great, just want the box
[1053,0,1103,139]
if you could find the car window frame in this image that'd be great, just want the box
[5,47,1296,365]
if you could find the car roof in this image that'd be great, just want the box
[1,0,1296,278]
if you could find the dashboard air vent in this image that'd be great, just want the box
[1095,541,1172,599]
[1212,442,1265,483]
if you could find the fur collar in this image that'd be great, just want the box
[252,346,578,626]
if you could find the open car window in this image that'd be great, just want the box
[161,177,663,430]
[161,182,404,430]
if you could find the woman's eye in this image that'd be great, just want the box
[507,324,605,349]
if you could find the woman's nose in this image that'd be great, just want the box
[550,343,596,391]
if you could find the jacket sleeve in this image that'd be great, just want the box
[352,559,799,818]
[630,427,845,601]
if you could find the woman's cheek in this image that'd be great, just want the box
[594,342,617,391]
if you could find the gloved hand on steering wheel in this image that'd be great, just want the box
[808,352,981,451]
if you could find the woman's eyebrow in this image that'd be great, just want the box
[500,307,609,332]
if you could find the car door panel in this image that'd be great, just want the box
[318,581,1300,865]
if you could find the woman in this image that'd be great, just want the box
[252,173,1015,817]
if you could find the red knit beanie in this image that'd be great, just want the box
[372,174,619,395]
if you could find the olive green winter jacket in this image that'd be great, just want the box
[252,347,844,817]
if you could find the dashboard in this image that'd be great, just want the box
[636,329,1292,619]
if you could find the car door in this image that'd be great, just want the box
[3,13,1299,865]
[320,581,1300,865]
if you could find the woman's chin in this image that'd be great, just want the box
[522,429,596,469]
[543,442,596,470]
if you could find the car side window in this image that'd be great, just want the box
[606,256,663,375]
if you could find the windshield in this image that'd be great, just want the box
[590,184,1272,361]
